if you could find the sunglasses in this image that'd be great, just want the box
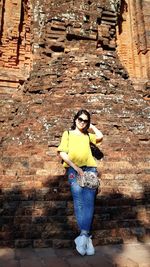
[78,117,88,123]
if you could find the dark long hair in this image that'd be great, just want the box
[71,109,91,134]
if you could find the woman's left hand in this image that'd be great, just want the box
[89,123,103,143]
[89,123,94,130]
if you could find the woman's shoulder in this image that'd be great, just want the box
[88,132,96,144]
[61,130,69,137]
[88,132,96,137]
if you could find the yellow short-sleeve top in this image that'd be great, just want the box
[57,130,97,168]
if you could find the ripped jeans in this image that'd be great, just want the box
[67,166,97,232]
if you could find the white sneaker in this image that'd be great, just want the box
[74,235,88,256]
[86,236,95,255]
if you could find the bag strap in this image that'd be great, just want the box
[67,130,70,149]
[87,133,91,144]
[88,133,97,146]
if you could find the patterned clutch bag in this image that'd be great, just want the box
[76,171,100,189]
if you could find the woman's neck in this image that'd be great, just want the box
[73,128,85,135]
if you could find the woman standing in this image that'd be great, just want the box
[57,109,103,256]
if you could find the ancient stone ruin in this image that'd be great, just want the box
[0,0,150,247]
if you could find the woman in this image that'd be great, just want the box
[57,109,103,256]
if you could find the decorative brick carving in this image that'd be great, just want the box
[116,0,150,93]
[0,0,32,88]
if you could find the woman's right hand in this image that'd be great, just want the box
[74,166,84,176]
[59,152,84,176]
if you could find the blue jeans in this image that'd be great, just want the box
[67,166,97,232]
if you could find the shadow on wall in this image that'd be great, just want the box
[0,174,74,248]
[0,176,149,251]
[94,185,149,245]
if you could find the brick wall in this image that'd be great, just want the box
[0,0,150,248]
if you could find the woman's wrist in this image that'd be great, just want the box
[90,124,97,131]
[69,161,77,170]
[89,124,103,140]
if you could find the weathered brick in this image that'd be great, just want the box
[116,0,149,90]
